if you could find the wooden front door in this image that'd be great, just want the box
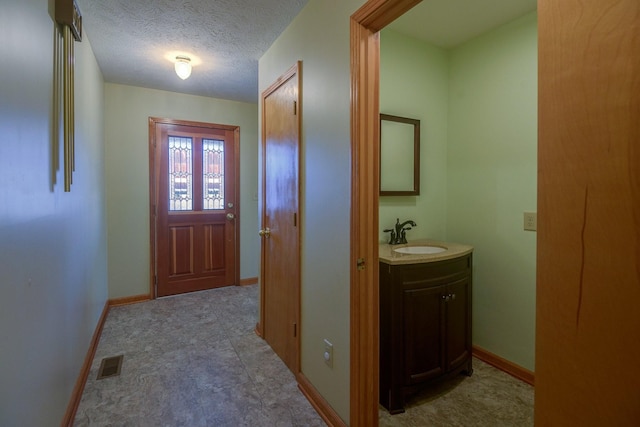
[150,118,239,297]
[260,63,301,373]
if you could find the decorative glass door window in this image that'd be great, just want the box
[168,136,193,211]
[203,139,224,210]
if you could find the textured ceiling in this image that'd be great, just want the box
[389,0,537,48]
[76,0,310,103]
[76,0,536,105]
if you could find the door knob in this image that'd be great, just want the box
[226,213,235,220]
[258,227,271,237]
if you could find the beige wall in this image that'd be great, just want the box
[259,0,366,422]
[104,84,259,298]
[0,0,107,424]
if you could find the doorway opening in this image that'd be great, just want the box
[350,2,423,425]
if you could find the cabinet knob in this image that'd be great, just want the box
[443,295,450,302]
[451,293,456,300]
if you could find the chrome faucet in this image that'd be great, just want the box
[384,218,417,245]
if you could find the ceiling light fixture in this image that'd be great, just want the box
[174,56,192,80]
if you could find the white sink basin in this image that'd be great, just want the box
[394,245,446,255]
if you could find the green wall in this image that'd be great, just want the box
[104,84,259,299]
[448,12,537,371]
[380,30,449,242]
[381,12,537,371]
[0,0,108,424]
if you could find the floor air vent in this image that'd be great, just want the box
[97,355,123,380]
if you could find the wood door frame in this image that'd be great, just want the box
[350,1,422,426]
[148,117,241,299]
[258,62,302,374]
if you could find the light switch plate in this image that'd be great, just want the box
[524,212,537,231]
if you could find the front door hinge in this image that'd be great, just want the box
[293,100,297,115]
[293,322,297,337]
[357,258,366,271]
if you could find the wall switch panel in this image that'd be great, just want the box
[323,339,333,368]
[524,212,537,231]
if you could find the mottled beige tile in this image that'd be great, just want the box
[74,285,324,426]
[379,358,533,426]
[76,284,532,427]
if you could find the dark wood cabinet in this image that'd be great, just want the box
[380,253,473,414]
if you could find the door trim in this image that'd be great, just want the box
[148,117,240,299]
[259,62,302,374]
[350,1,422,425]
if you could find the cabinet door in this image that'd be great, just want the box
[445,277,471,371]
[403,284,446,384]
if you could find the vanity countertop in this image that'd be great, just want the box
[379,239,473,265]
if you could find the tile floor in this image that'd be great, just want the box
[74,285,324,426]
[378,359,534,426]
[75,284,533,426]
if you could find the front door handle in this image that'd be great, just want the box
[226,213,235,220]
[258,227,271,238]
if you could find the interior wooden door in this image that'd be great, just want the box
[536,0,640,424]
[150,118,239,297]
[260,63,301,373]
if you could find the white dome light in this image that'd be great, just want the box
[174,56,192,80]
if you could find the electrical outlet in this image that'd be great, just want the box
[524,212,537,231]
[323,339,333,368]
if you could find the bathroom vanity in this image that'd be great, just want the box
[379,240,473,414]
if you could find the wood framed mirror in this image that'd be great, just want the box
[379,113,420,196]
